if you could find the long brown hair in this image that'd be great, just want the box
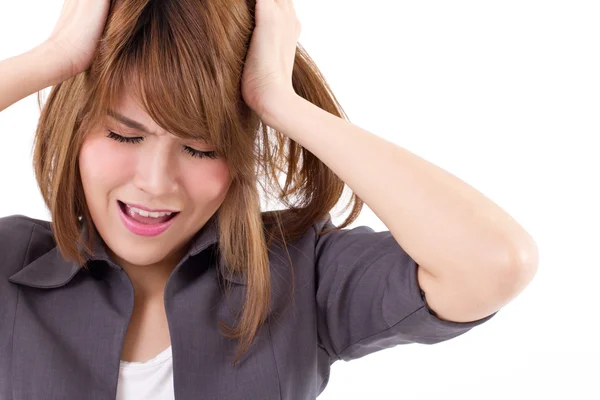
[34,0,363,365]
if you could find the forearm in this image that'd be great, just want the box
[262,94,537,281]
[0,45,64,112]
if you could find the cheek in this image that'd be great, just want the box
[181,160,231,204]
[79,136,134,195]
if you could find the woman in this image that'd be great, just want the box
[0,0,538,399]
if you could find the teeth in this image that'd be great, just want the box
[127,205,173,218]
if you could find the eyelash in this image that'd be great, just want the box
[106,131,218,160]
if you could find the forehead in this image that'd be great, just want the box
[110,91,154,127]
[105,91,175,139]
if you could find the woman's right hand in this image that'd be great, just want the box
[44,0,111,81]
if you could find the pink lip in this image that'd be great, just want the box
[118,201,178,237]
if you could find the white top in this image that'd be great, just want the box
[116,346,175,400]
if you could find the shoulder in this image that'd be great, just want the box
[0,213,52,231]
[262,211,377,260]
[0,214,55,277]
[0,214,53,241]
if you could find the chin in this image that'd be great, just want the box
[122,253,165,267]
[108,240,174,268]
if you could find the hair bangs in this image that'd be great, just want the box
[86,0,253,156]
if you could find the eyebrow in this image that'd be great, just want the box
[108,110,152,134]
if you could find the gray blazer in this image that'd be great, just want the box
[0,213,496,399]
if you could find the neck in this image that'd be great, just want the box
[108,246,187,300]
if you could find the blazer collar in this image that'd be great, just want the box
[8,214,247,288]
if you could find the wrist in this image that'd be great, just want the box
[34,43,77,85]
[258,90,301,129]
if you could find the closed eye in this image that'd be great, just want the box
[106,131,218,160]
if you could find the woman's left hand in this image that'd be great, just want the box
[241,0,301,120]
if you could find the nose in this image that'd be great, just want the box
[133,141,179,196]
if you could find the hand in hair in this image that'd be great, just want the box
[44,0,111,81]
[241,0,301,119]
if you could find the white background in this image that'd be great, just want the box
[1,1,599,399]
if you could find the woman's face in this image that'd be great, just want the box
[79,91,232,268]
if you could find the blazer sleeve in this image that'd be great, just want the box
[313,214,498,363]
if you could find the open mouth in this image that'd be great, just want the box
[117,200,180,237]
